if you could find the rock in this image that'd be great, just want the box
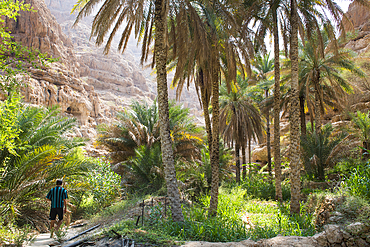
[355,238,370,247]
[312,231,328,246]
[342,230,352,240]
[257,235,318,247]
[346,222,369,236]
[324,224,343,244]
[252,146,268,163]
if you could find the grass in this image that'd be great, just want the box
[98,186,316,244]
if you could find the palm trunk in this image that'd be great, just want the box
[209,50,220,217]
[242,144,246,179]
[199,70,212,153]
[248,138,252,176]
[314,72,322,133]
[300,94,306,138]
[154,0,183,222]
[235,143,240,183]
[273,8,282,202]
[289,0,301,215]
[266,90,271,175]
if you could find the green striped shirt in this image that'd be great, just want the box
[46,186,68,208]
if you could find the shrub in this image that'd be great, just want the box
[345,163,370,201]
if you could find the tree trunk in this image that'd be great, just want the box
[242,144,246,179]
[289,0,301,215]
[154,0,183,222]
[248,138,252,176]
[200,70,212,153]
[266,90,272,176]
[300,94,306,138]
[314,72,322,133]
[235,143,240,183]
[209,49,220,217]
[273,8,282,202]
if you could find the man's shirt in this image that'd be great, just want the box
[46,186,68,208]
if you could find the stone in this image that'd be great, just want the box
[355,238,370,247]
[312,231,328,246]
[324,224,343,244]
[252,145,268,163]
[342,230,352,240]
[346,222,369,236]
[257,235,318,247]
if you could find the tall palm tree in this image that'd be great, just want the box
[252,53,274,174]
[289,0,301,215]
[245,0,290,202]
[74,0,186,221]
[168,0,254,215]
[219,78,263,183]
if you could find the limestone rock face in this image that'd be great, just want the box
[343,1,370,54]
[44,0,202,121]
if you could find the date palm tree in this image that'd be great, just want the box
[0,104,88,226]
[252,53,274,174]
[168,0,254,215]
[299,30,365,133]
[74,0,186,221]
[219,78,263,183]
[98,100,203,164]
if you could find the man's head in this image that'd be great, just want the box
[56,179,63,186]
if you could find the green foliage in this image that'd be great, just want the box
[87,158,121,207]
[0,219,34,246]
[0,104,89,226]
[144,187,313,242]
[53,222,68,242]
[178,143,233,201]
[98,100,203,164]
[0,94,23,154]
[240,174,291,201]
[350,110,370,144]
[345,163,370,201]
[301,124,346,180]
[124,145,164,195]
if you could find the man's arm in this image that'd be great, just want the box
[63,199,67,213]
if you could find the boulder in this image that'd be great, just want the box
[252,146,268,163]
[346,222,369,236]
[324,224,343,244]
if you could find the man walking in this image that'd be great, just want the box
[46,179,68,238]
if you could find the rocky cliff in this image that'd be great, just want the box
[44,0,203,121]
[2,0,203,155]
[343,1,370,54]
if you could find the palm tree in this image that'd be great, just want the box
[298,30,365,134]
[301,124,347,180]
[252,53,274,174]
[219,78,263,183]
[74,0,186,221]
[246,0,290,202]
[168,1,255,215]
[0,104,88,226]
[98,100,203,164]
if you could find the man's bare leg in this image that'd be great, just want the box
[55,219,63,231]
[50,220,56,238]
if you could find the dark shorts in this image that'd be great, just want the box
[49,208,64,221]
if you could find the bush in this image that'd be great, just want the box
[345,163,370,201]
[76,158,121,215]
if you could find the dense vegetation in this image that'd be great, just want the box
[2,0,370,246]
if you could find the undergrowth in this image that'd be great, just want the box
[101,186,315,244]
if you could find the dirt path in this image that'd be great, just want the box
[26,228,80,247]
